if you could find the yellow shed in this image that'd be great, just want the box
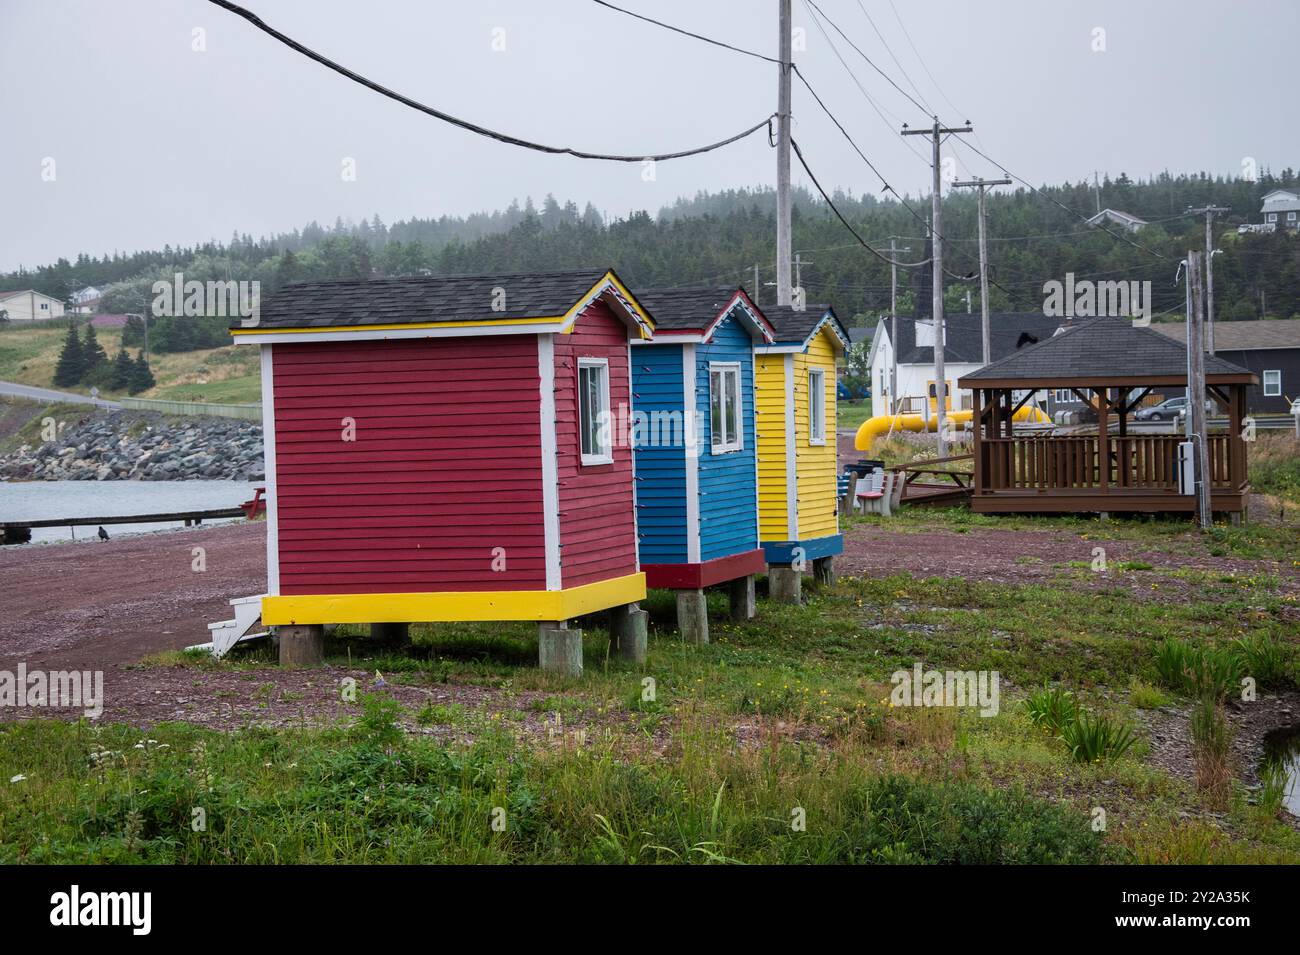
[754,304,849,597]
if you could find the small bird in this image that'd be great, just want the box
[97,526,109,541]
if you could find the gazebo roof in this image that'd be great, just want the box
[958,317,1256,388]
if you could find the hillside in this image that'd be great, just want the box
[0,321,259,404]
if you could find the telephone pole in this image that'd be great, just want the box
[953,176,1012,365]
[1186,205,1229,354]
[888,237,911,416]
[1186,250,1211,529]
[775,0,793,306]
[794,251,812,299]
[902,117,973,456]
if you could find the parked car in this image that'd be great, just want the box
[1134,396,1214,422]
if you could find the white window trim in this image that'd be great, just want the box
[1263,369,1282,397]
[577,357,613,466]
[808,367,826,446]
[708,361,743,454]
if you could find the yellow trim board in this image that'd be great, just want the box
[260,573,647,625]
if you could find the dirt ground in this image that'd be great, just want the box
[0,521,265,671]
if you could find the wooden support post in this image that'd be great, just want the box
[538,621,583,676]
[278,624,324,666]
[1097,387,1109,492]
[676,589,709,644]
[608,603,648,663]
[728,575,757,621]
[813,556,836,586]
[768,564,802,603]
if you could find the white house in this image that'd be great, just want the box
[69,286,103,314]
[0,289,65,322]
[1260,189,1300,232]
[1085,208,1148,233]
[868,312,1064,414]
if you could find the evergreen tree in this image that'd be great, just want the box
[81,322,108,371]
[53,322,85,387]
[109,347,134,391]
[128,350,155,395]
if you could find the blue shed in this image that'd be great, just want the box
[631,287,776,643]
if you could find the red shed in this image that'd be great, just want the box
[232,269,655,673]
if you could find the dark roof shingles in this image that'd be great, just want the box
[251,269,612,329]
[962,317,1253,381]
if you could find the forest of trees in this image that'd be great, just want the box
[4,169,1298,334]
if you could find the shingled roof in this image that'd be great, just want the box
[761,304,849,349]
[635,287,773,340]
[249,268,629,330]
[1153,318,1300,352]
[896,312,1064,364]
[960,317,1256,386]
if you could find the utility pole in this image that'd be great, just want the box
[1093,171,1101,215]
[1186,205,1229,354]
[954,176,1012,365]
[794,251,812,300]
[902,116,973,456]
[1186,250,1211,529]
[753,263,761,304]
[889,237,911,416]
[775,0,793,306]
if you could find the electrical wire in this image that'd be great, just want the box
[590,0,780,64]
[804,0,932,117]
[207,0,775,163]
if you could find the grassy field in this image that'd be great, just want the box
[837,399,876,432]
[2,509,1297,864]
[0,320,260,404]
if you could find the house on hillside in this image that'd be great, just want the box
[70,286,103,314]
[1259,189,1300,233]
[868,312,1063,415]
[0,289,64,322]
[1086,209,1148,233]
[1153,319,1300,414]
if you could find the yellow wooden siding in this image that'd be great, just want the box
[794,331,839,539]
[754,353,790,540]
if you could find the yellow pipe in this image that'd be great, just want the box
[855,405,1049,450]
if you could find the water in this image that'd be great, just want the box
[1260,726,1300,817]
[0,480,261,544]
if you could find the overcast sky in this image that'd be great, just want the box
[2,0,1296,273]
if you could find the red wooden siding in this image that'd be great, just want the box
[272,337,546,594]
[553,302,639,588]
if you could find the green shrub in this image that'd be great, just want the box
[1232,633,1293,689]
[1023,685,1078,735]
[1059,711,1137,763]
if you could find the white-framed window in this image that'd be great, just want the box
[708,362,743,453]
[1263,369,1282,397]
[1289,212,1298,222]
[577,357,612,465]
[808,368,826,445]
[1267,213,1278,222]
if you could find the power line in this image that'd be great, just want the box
[852,0,933,115]
[949,138,1168,259]
[790,136,941,271]
[207,0,775,163]
[797,1,932,168]
[803,0,932,117]
[590,0,780,64]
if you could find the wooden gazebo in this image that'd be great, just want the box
[958,318,1258,517]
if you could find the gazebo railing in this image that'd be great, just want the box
[979,434,1236,492]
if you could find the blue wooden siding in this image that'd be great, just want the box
[696,312,760,561]
[630,343,690,563]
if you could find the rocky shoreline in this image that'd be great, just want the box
[0,408,264,481]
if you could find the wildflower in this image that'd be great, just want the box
[9,774,26,784]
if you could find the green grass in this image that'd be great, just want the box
[837,400,877,432]
[3,510,1298,864]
